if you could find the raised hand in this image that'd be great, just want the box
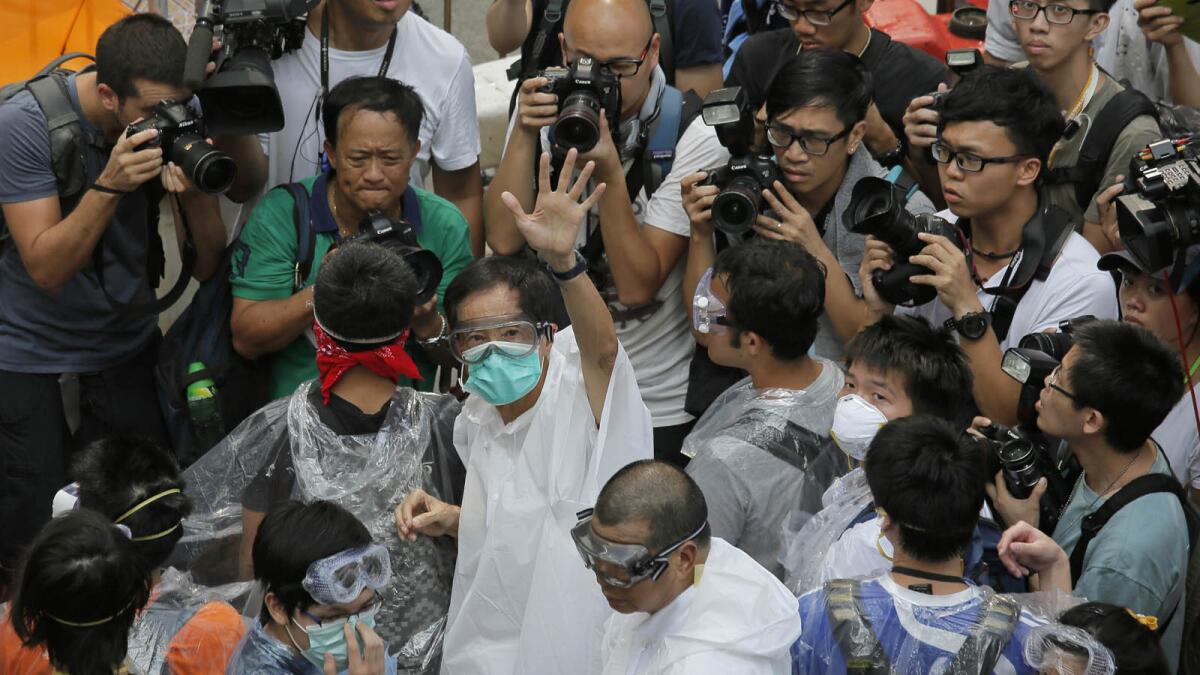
[499,149,606,269]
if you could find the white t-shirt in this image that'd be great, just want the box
[898,211,1119,349]
[1153,383,1200,489]
[262,11,481,190]
[505,68,730,426]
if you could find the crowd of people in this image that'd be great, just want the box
[1,0,1199,671]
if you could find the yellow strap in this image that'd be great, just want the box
[113,488,182,524]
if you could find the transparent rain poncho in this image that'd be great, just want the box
[1023,623,1117,675]
[781,466,875,595]
[178,383,462,674]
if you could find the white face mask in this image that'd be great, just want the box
[830,394,889,461]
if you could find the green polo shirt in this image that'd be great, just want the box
[230,175,473,399]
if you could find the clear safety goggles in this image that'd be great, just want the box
[301,543,392,606]
[692,268,733,335]
[570,509,707,589]
[447,316,552,365]
[1023,624,1116,675]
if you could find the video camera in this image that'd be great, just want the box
[182,0,318,135]
[126,101,237,194]
[538,57,621,154]
[696,87,781,236]
[1001,315,1097,429]
[844,176,965,306]
[342,212,444,306]
[1116,136,1200,276]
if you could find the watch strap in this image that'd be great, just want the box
[547,250,587,282]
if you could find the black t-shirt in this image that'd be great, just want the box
[725,28,951,140]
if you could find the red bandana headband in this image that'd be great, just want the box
[313,321,421,404]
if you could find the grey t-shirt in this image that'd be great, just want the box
[0,75,158,373]
[684,360,844,579]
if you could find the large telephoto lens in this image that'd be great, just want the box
[555,90,602,153]
[172,133,237,194]
[712,176,763,235]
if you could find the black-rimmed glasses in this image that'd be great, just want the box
[931,141,1031,173]
[766,122,852,156]
[1009,0,1102,24]
[773,0,856,26]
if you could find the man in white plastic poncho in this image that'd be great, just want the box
[395,149,654,674]
[572,459,801,674]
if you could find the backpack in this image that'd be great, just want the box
[155,183,317,466]
[1066,472,1200,652]
[0,53,192,317]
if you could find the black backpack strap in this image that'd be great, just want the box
[283,182,317,293]
[824,579,890,673]
[507,0,567,82]
[945,592,1021,674]
[650,0,674,85]
[1070,473,1185,583]
[989,206,1073,343]
[25,73,97,210]
[1044,88,1158,215]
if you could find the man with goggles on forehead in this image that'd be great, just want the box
[396,148,653,674]
[572,459,800,674]
[228,500,396,675]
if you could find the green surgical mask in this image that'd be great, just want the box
[292,607,378,671]
[462,341,544,405]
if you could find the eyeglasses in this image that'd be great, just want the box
[447,319,551,365]
[1008,0,1102,24]
[571,36,654,78]
[766,121,851,156]
[931,141,1031,173]
[773,0,856,26]
[1046,365,1078,401]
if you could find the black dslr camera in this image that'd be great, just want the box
[183,0,318,135]
[538,57,621,154]
[1001,315,1096,429]
[979,423,1044,499]
[927,48,983,111]
[844,176,964,306]
[1116,136,1200,275]
[125,101,237,194]
[342,212,444,306]
[697,87,781,236]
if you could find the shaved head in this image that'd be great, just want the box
[564,0,655,47]
[594,460,710,552]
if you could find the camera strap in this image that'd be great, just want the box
[94,190,196,318]
[982,205,1073,342]
[319,8,399,117]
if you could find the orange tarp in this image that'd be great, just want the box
[0,0,132,84]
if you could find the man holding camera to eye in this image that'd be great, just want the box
[484,0,729,464]
[0,14,264,585]
[230,76,473,401]
[869,66,1117,427]
[990,320,1188,671]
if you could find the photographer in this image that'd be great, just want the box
[261,0,484,257]
[682,49,935,361]
[871,66,1118,426]
[990,320,1187,670]
[0,14,260,584]
[483,0,729,463]
[230,76,472,401]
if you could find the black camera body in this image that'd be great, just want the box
[845,176,963,306]
[125,101,237,194]
[1116,136,1200,274]
[1001,315,1096,429]
[342,212,444,306]
[696,87,781,236]
[925,48,982,111]
[184,0,317,135]
[538,57,621,154]
[980,423,1043,499]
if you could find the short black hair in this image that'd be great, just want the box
[444,255,560,328]
[323,76,424,149]
[845,314,975,426]
[12,510,153,675]
[865,416,987,562]
[1059,602,1169,674]
[70,436,192,575]
[95,14,187,100]
[594,460,711,552]
[937,66,1066,169]
[713,239,824,360]
[314,241,418,351]
[253,500,373,621]
[766,48,871,128]
[1066,321,1186,452]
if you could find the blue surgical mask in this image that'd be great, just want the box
[462,341,544,405]
[293,607,378,671]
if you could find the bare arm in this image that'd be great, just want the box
[487,0,534,55]
[1165,42,1200,106]
[1136,0,1200,106]
[239,508,266,581]
[483,77,557,255]
[673,64,724,100]
[212,133,268,204]
[432,161,484,258]
[230,290,315,359]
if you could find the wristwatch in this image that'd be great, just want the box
[874,138,907,169]
[547,250,588,283]
[945,312,991,340]
[417,313,447,348]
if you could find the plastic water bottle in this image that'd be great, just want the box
[186,362,225,452]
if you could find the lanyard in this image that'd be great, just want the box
[1187,353,1200,383]
[1049,64,1100,168]
[319,8,399,108]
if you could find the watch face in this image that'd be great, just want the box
[961,314,987,339]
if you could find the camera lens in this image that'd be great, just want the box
[712,176,763,235]
[555,90,602,153]
[172,134,237,194]
[1018,331,1074,362]
[998,438,1040,499]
